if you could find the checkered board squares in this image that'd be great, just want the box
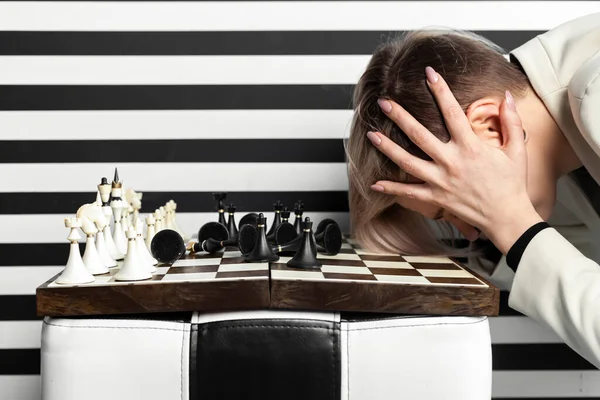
[46,248,269,288]
[269,238,499,317]
[37,246,272,317]
[271,250,487,288]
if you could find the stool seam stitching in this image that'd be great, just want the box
[198,324,332,330]
[180,324,185,400]
[331,324,335,400]
[346,329,351,400]
[43,320,186,331]
[345,318,487,332]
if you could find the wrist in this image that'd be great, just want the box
[484,203,544,255]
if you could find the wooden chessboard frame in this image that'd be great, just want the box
[36,250,271,317]
[36,238,500,318]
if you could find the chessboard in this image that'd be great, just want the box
[36,247,270,317]
[37,238,499,317]
[269,238,499,316]
[35,172,499,318]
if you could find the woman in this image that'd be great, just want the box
[346,13,600,368]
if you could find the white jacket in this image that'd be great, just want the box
[476,12,600,369]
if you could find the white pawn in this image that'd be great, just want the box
[115,227,152,281]
[168,200,186,239]
[102,206,123,260]
[56,218,95,285]
[94,211,117,268]
[111,200,127,255]
[98,181,123,260]
[145,214,156,251]
[135,219,157,272]
[164,204,173,230]
[154,209,163,232]
[121,207,130,233]
[160,206,168,227]
[80,216,109,275]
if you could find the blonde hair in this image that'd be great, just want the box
[346,30,530,256]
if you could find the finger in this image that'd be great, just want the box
[377,98,450,164]
[424,66,475,145]
[367,131,442,185]
[371,180,435,204]
[499,90,525,159]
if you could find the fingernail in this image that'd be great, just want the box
[366,131,381,146]
[377,98,392,113]
[505,90,515,111]
[370,184,385,192]
[425,66,438,84]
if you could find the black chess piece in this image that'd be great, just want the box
[314,219,342,255]
[150,229,186,264]
[226,203,239,241]
[267,200,284,237]
[240,221,298,255]
[189,220,259,255]
[287,217,321,269]
[237,224,258,255]
[293,201,304,235]
[244,213,279,262]
[213,192,227,226]
[266,207,296,243]
[189,221,231,254]
[238,212,259,229]
[242,218,341,257]
[281,207,291,223]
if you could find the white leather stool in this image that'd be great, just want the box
[41,310,492,400]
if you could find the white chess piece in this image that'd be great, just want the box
[94,210,118,268]
[78,214,110,275]
[145,214,156,251]
[135,219,157,272]
[111,198,127,256]
[127,203,135,225]
[102,206,123,260]
[168,200,186,239]
[115,227,152,281]
[56,217,95,285]
[121,206,130,232]
[126,188,143,226]
[154,209,163,232]
[97,179,123,260]
[160,206,167,227]
[164,203,174,230]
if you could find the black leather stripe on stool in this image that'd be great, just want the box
[190,318,341,400]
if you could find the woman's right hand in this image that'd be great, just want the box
[368,67,544,254]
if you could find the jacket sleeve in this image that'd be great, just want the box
[508,228,600,369]
[509,55,600,370]
[569,51,600,160]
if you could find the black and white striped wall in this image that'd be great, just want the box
[2,1,600,399]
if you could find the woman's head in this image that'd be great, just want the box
[346,30,531,255]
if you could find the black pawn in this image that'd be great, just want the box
[315,221,342,255]
[287,217,321,269]
[151,229,186,264]
[267,200,283,237]
[293,201,304,235]
[226,203,239,241]
[245,213,279,263]
[213,192,227,226]
[281,207,290,223]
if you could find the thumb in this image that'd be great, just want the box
[499,90,526,159]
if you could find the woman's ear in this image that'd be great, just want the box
[465,98,504,147]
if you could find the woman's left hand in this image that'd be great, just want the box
[368,67,543,254]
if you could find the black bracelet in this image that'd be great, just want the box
[506,222,551,272]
